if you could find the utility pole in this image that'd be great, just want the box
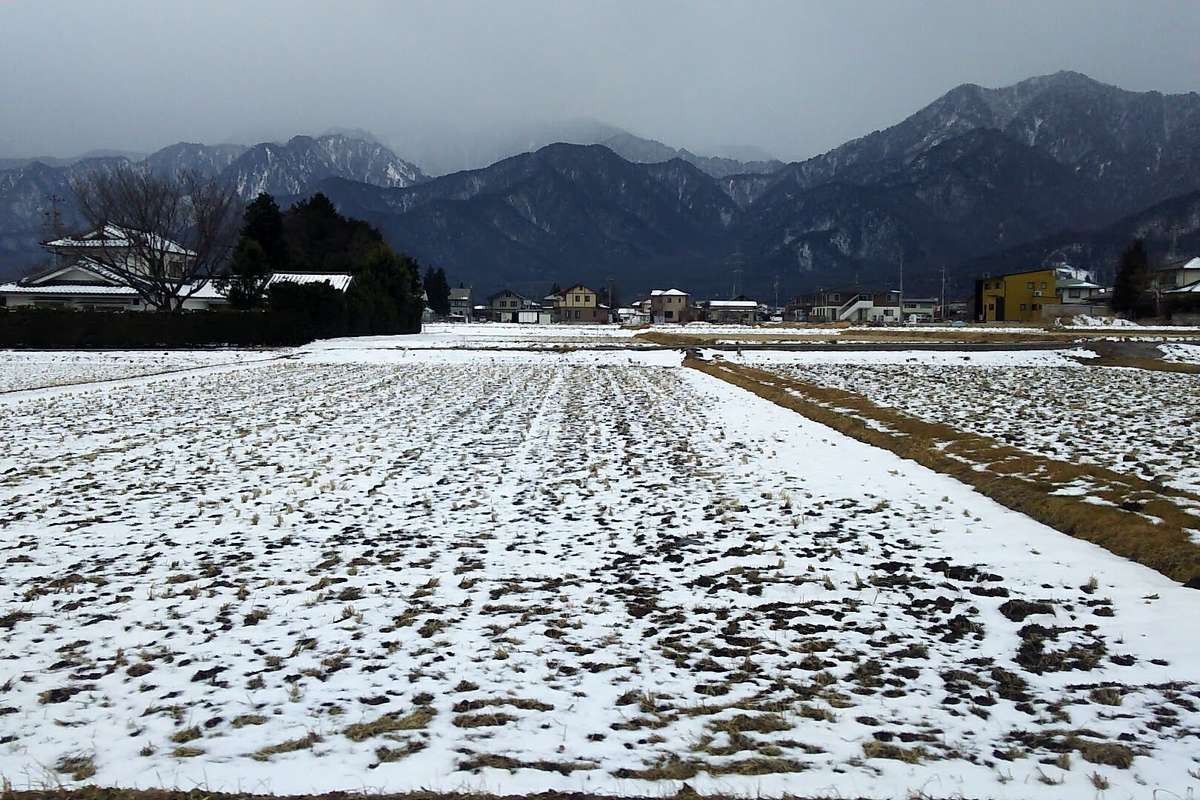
[897,253,904,325]
[939,264,946,322]
[773,273,780,313]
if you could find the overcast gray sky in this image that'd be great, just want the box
[2,0,1198,165]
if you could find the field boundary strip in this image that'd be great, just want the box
[638,329,1200,348]
[0,791,883,800]
[684,355,1200,586]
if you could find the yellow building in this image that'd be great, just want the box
[976,267,1056,322]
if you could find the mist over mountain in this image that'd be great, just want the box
[143,143,247,180]
[378,118,782,178]
[0,149,147,171]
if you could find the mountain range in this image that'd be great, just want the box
[3,71,1200,297]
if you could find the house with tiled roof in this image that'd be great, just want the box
[0,225,352,311]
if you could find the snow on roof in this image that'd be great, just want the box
[1154,256,1200,272]
[267,272,353,292]
[45,224,195,256]
[1166,277,1200,294]
[19,258,125,287]
[650,288,688,296]
[0,282,139,296]
[1056,277,1101,289]
[185,282,228,301]
[706,299,758,308]
[0,277,226,300]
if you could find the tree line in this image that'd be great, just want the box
[69,167,436,336]
[1111,239,1197,319]
[219,191,424,335]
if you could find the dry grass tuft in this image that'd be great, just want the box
[54,755,96,782]
[344,709,435,741]
[230,714,268,728]
[452,712,518,728]
[250,732,321,761]
[1078,741,1134,769]
[707,713,791,735]
[862,741,925,763]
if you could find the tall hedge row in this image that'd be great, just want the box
[0,308,318,348]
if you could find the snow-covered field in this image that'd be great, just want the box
[1,345,1198,799]
[314,322,832,351]
[1161,342,1200,364]
[737,351,1200,495]
[0,350,272,393]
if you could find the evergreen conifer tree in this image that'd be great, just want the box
[1112,239,1150,317]
[242,193,287,270]
[218,237,272,309]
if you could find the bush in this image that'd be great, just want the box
[268,281,348,340]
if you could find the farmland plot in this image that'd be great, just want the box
[0,350,269,393]
[1161,342,1200,364]
[738,354,1200,496]
[0,351,1198,799]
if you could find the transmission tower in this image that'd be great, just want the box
[42,194,66,240]
[725,249,746,298]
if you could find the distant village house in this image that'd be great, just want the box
[486,289,535,323]
[974,265,1110,322]
[555,283,609,323]
[702,298,759,325]
[648,288,696,323]
[448,286,473,322]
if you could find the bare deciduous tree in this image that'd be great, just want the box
[70,167,241,312]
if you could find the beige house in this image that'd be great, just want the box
[649,288,695,323]
[556,283,608,323]
[486,289,533,322]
